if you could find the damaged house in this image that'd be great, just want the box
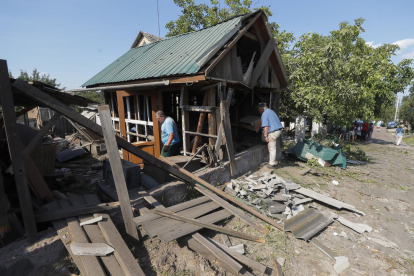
[81,10,288,171]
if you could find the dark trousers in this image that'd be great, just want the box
[361,131,367,141]
[161,142,180,157]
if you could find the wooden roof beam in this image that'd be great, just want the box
[243,31,258,41]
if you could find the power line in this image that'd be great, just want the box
[157,0,160,37]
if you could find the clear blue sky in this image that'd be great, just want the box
[1,0,413,97]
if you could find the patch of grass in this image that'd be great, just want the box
[403,136,414,146]
[393,185,408,191]
[342,144,370,162]
[385,217,396,223]
[306,158,321,168]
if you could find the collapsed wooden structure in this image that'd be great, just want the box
[80,10,287,171]
[0,10,289,276]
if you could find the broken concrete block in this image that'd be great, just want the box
[268,202,286,214]
[334,256,350,274]
[337,216,372,234]
[368,238,399,249]
[339,231,347,238]
[253,183,267,190]
[271,195,288,202]
[239,189,247,196]
[71,243,114,256]
[277,257,285,266]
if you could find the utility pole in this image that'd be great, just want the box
[394,97,400,122]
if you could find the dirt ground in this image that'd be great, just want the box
[126,126,414,276]
[10,127,412,276]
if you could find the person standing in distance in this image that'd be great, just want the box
[155,111,181,157]
[255,102,283,168]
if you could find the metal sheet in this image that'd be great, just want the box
[283,208,334,241]
[82,16,243,87]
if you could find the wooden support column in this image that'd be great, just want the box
[220,88,237,176]
[98,105,139,241]
[180,85,190,155]
[192,90,209,153]
[0,60,38,243]
[207,88,217,146]
[116,92,129,161]
[249,38,276,88]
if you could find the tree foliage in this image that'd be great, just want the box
[166,1,414,125]
[74,91,104,104]
[399,83,414,127]
[16,68,63,89]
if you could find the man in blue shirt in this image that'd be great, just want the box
[156,111,181,157]
[255,102,283,168]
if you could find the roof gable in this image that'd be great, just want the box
[131,31,164,49]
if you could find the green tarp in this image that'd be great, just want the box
[290,139,347,169]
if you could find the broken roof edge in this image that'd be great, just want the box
[83,72,206,89]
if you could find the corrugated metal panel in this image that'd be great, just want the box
[82,16,243,87]
[283,208,334,241]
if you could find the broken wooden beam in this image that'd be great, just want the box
[192,91,209,153]
[249,38,276,88]
[35,201,127,222]
[98,105,139,241]
[0,60,38,243]
[152,209,265,243]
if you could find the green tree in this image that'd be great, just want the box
[74,91,104,104]
[167,1,414,125]
[17,68,63,89]
[399,83,414,128]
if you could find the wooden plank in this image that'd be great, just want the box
[184,236,253,276]
[159,209,231,242]
[192,91,209,153]
[160,156,269,234]
[94,213,145,276]
[182,105,217,112]
[208,238,274,275]
[132,196,210,226]
[153,209,264,243]
[35,201,127,222]
[243,30,258,41]
[0,60,38,243]
[249,38,276,88]
[205,12,263,76]
[24,150,53,202]
[220,88,237,176]
[12,80,281,232]
[142,201,220,238]
[207,88,217,146]
[66,197,106,276]
[43,201,88,276]
[137,190,165,209]
[150,93,161,157]
[185,130,218,138]
[193,233,244,274]
[98,105,138,240]
[80,195,125,276]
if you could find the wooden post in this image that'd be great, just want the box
[0,60,38,243]
[97,105,139,241]
[117,92,129,161]
[180,85,190,155]
[220,88,237,176]
[207,88,216,146]
[192,91,209,153]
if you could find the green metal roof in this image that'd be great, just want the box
[82,16,244,87]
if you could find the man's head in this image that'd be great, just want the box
[257,102,267,114]
[156,110,166,123]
